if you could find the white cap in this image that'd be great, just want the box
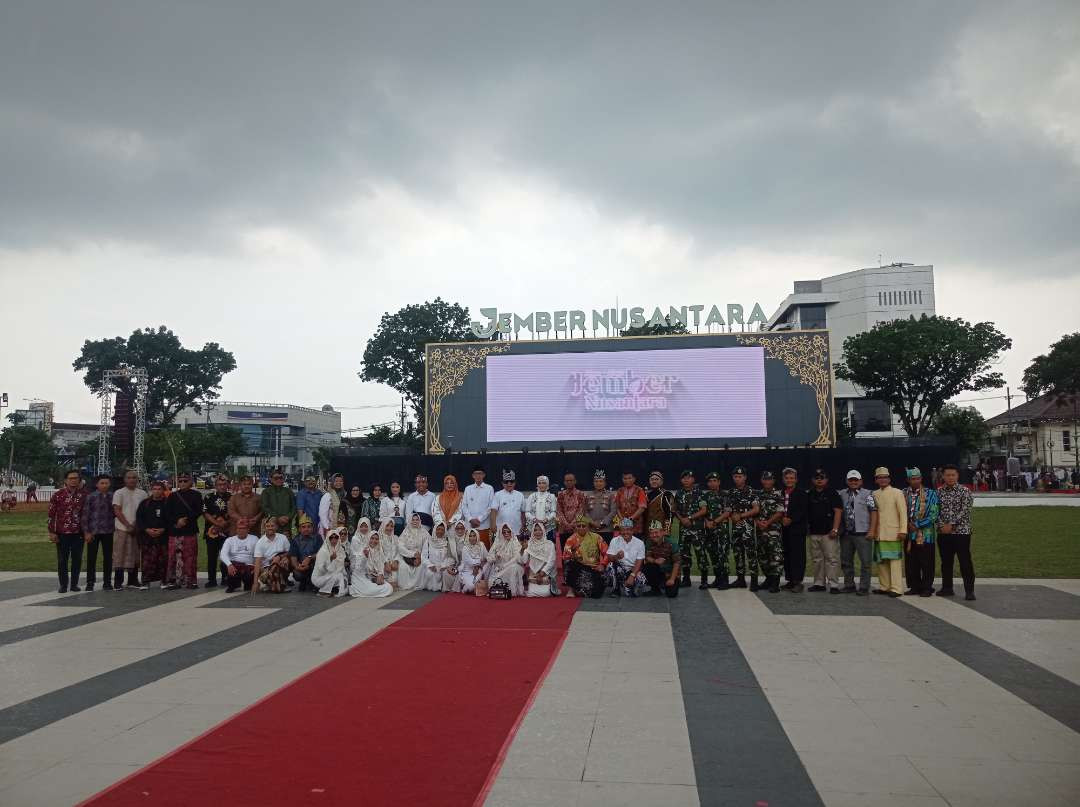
[845,470,862,480]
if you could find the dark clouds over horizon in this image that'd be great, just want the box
[2,1,1077,272]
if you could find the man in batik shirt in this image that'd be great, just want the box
[935,463,976,600]
[644,471,675,535]
[614,471,647,536]
[902,468,939,597]
[752,471,786,593]
[556,472,587,542]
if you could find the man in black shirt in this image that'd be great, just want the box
[135,481,169,590]
[202,474,232,588]
[165,472,203,589]
[806,468,843,593]
[779,467,808,592]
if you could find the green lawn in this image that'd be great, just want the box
[2,505,1078,578]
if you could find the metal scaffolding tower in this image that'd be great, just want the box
[97,367,149,480]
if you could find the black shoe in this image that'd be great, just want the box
[86,584,95,592]
[903,589,919,596]
[767,576,781,593]
[887,591,902,598]
[965,592,977,601]
[855,589,868,596]
[807,585,826,592]
[841,585,857,593]
[225,585,239,593]
[58,586,68,593]
[871,588,888,595]
[680,576,691,588]
[164,583,179,590]
[731,576,747,589]
[69,585,81,592]
[936,588,955,597]
[790,583,804,593]
[749,577,760,592]
[608,589,619,598]
[781,581,795,590]
[829,587,841,595]
[919,590,933,597]
[205,580,218,588]
[698,577,711,590]
[103,583,113,591]
[713,577,730,590]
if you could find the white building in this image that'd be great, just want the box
[175,401,342,476]
[767,263,936,435]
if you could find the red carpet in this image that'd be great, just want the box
[80,595,579,807]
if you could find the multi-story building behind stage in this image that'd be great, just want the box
[175,401,342,477]
[767,263,936,436]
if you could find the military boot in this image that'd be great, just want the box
[713,575,729,590]
[698,575,711,590]
[749,576,760,592]
[680,571,691,588]
[731,575,747,589]
[767,575,781,593]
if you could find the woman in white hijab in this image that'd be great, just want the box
[349,518,394,597]
[487,522,525,597]
[524,521,557,597]
[525,474,561,588]
[311,528,349,597]
[422,520,458,592]
[396,512,429,590]
[458,527,489,594]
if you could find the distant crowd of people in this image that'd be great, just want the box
[44,462,976,601]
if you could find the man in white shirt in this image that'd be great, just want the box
[405,474,436,529]
[462,465,496,547]
[491,469,525,539]
[605,518,646,597]
[253,517,292,593]
[219,518,258,592]
[111,470,148,589]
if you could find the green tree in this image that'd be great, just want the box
[312,446,334,474]
[0,425,59,483]
[359,299,473,423]
[835,315,1011,437]
[930,404,989,455]
[141,426,247,473]
[73,326,236,426]
[1022,332,1080,401]
[621,316,691,337]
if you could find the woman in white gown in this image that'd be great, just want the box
[451,520,469,558]
[396,513,428,590]
[311,528,349,597]
[524,521,557,597]
[349,518,394,597]
[487,523,526,597]
[421,520,458,592]
[458,527,489,593]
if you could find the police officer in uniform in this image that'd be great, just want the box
[702,471,730,589]
[673,470,703,588]
[728,466,759,589]
[753,470,786,593]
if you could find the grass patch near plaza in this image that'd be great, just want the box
[1,504,1078,578]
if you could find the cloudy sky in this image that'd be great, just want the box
[2,1,1078,430]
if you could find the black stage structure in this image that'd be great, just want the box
[330,442,959,490]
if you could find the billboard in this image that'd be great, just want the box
[425,332,834,453]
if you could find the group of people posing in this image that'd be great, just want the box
[45,461,976,601]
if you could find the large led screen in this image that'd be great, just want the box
[485,347,766,442]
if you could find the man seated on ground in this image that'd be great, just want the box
[562,515,607,598]
[219,518,258,592]
[289,514,323,591]
[605,517,646,597]
[642,519,682,598]
[253,517,292,593]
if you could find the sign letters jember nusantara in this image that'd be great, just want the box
[469,303,769,339]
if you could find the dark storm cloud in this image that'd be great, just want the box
[1,1,1077,270]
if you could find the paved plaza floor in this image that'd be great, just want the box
[1,571,1078,806]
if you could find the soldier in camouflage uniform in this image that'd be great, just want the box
[673,471,705,588]
[702,472,730,589]
[727,466,759,589]
[753,470,786,593]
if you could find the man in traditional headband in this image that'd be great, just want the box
[563,514,607,598]
[492,469,525,538]
[605,517,646,597]
[869,467,906,597]
[583,470,615,538]
[645,470,675,537]
[289,513,323,592]
[642,519,681,598]
[252,517,291,594]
